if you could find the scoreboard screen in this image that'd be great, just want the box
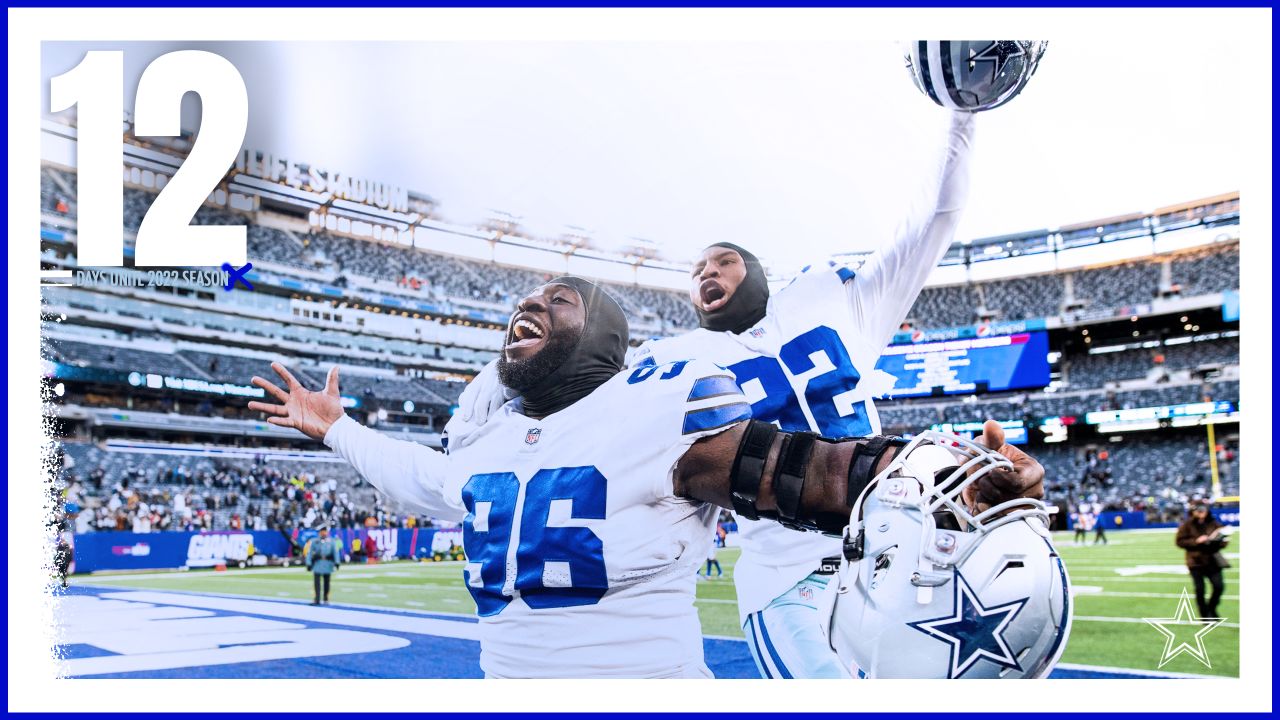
[929,420,1029,446]
[875,332,1051,398]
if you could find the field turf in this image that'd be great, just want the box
[76,528,1239,678]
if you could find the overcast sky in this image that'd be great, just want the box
[43,39,1241,267]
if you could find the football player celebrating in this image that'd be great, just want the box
[449,111,978,678]
[249,275,1043,679]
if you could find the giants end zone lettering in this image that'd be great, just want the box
[187,533,253,567]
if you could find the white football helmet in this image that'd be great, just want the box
[821,431,1071,679]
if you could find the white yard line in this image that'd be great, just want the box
[1068,576,1235,584]
[1053,662,1226,679]
[1074,591,1240,600]
[91,590,481,639]
[1072,615,1239,628]
[75,583,477,619]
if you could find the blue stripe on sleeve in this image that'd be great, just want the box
[687,375,743,402]
[837,266,855,283]
[681,402,751,435]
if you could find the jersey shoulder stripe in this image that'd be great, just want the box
[687,374,741,402]
[683,401,751,435]
[786,259,856,291]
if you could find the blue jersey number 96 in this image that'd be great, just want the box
[462,466,609,616]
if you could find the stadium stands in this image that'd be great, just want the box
[50,339,212,380]
[59,179,1239,335]
[1171,245,1241,297]
[1063,337,1239,388]
[906,284,980,328]
[42,164,1243,533]
[977,275,1065,321]
[1035,432,1236,513]
[42,168,72,216]
[877,377,1239,433]
[1070,260,1162,310]
[60,442,420,534]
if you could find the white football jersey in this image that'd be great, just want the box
[630,263,906,623]
[438,358,749,678]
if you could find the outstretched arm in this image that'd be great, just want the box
[847,111,977,349]
[248,363,460,521]
[675,419,1043,534]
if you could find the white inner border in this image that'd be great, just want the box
[8,7,1273,713]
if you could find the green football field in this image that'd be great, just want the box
[77,528,1240,678]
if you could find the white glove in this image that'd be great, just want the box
[442,360,514,452]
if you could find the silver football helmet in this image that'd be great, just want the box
[821,431,1071,678]
[905,41,1049,112]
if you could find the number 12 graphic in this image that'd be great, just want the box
[50,50,248,267]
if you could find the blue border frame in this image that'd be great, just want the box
[12,4,1275,717]
[5,1,1278,6]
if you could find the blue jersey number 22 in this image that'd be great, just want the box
[728,325,873,437]
[462,466,608,616]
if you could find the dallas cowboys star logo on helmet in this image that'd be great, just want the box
[969,41,1026,81]
[907,568,1028,678]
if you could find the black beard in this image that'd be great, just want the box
[497,325,582,393]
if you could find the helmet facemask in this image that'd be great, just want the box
[845,431,1053,589]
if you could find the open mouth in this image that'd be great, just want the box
[699,279,729,312]
[505,313,548,352]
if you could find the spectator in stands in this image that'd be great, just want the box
[306,525,341,606]
[132,502,152,533]
[74,508,93,535]
[1175,499,1229,619]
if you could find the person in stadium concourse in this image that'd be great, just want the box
[1176,500,1229,620]
[306,525,341,605]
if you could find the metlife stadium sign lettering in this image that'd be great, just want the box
[236,148,410,213]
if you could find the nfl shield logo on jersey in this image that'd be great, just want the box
[749,327,766,338]
[525,428,542,445]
